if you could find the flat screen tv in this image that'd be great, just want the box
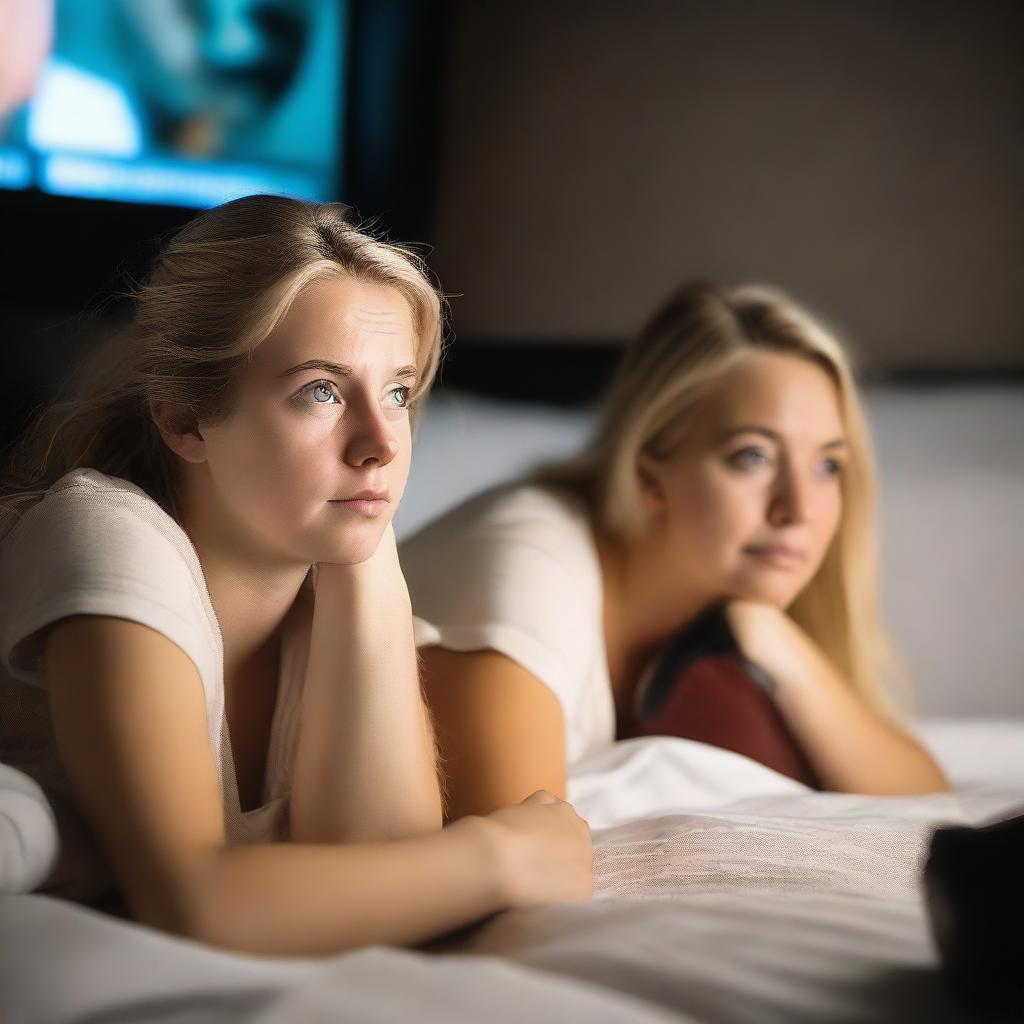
[0,0,443,312]
[0,0,345,209]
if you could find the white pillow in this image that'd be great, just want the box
[0,763,58,893]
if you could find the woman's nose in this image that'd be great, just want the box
[767,466,810,527]
[342,398,399,468]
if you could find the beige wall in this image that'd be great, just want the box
[433,0,1023,369]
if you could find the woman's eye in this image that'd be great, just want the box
[818,457,844,479]
[728,447,771,472]
[307,381,340,405]
[385,385,412,409]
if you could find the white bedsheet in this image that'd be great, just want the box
[2,719,1022,1024]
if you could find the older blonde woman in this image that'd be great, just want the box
[402,281,948,820]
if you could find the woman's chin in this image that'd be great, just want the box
[305,519,388,565]
[729,576,801,610]
[322,537,383,565]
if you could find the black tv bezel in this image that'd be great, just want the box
[0,0,448,314]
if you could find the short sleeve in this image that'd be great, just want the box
[0,471,220,695]
[403,486,604,714]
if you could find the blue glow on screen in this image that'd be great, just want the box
[0,0,345,208]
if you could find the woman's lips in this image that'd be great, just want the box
[328,495,389,517]
[743,545,807,569]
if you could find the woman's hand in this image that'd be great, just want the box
[314,523,410,617]
[317,521,402,576]
[470,790,593,907]
[353,520,402,573]
[722,600,949,794]
[722,599,818,698]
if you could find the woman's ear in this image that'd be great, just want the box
[149,400,207,465]
[636,448,667,514]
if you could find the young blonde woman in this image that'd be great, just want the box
[0,195,591,954]
[402,282,949,821]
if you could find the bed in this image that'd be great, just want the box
[3,723,1023,1023]
[2,385,1022,1023]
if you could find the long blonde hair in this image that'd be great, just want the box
[538,281,907,716]
[2,194,445,529]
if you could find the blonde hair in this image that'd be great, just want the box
[538,281,907,717]
[2,194,445,527]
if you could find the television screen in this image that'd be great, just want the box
[0,0,345,209]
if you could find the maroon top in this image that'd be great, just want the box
[622,653,820,788]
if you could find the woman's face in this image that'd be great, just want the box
[639,351,847,609]
[195,275,417,567]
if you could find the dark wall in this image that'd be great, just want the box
[432,0,1024,370]
[3,0,1021,455]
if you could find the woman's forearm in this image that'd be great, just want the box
[291,538,443,843]
[168,817,503,956]
[768,624,949,794]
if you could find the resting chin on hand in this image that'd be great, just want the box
[722,600,950,795]
[723,600,824,699]
[291,522,442,844]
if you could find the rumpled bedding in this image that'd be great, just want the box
[2,720,1022,1024]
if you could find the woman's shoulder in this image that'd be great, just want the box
[39,467,171,520]
[0,469,218,686]
[403,482,593,555]
[5,468,188,555]
[1,470,210,633]
[401,481,603,626]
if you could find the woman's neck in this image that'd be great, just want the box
[596,526,713,709]
[177,484,310,683]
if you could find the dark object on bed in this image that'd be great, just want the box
[625,605,820,787]
[925,811,1023,1021]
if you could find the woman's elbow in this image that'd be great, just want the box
[917,762,952,795]
[902,743,952,794]
[863,759,951,796]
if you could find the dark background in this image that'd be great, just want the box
[2,0,1022,453]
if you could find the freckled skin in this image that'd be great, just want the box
[197,277,417,567]
[640,352,847,610]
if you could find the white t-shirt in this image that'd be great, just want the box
[401,484,616,766]
[0,469,311,904]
